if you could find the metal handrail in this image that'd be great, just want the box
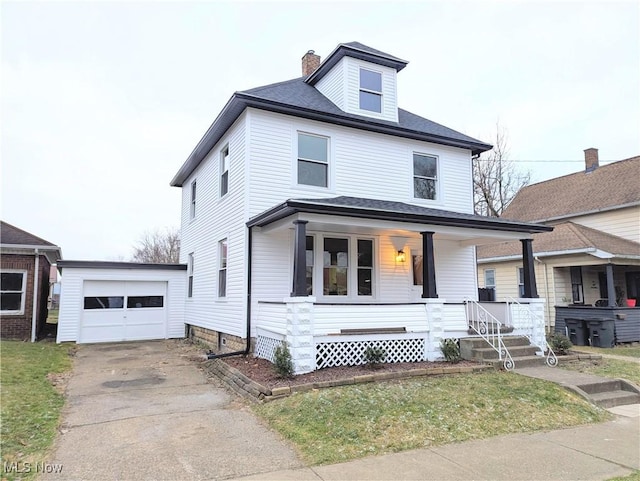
[465,299,515,370]
[506,297,558,367]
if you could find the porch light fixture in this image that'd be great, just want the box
[396,250,406,263]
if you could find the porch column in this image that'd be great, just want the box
[520,239,538,298]
[291,220,308,297]
[421,231,437,298]
[606,264,616,307]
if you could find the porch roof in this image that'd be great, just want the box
[246,196,553,233]
[477,221,640,262]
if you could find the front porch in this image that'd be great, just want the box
[254,298,547,373]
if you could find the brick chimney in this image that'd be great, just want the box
[301,50,321,77]
[584,148,599,172]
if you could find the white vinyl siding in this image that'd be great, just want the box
[247,109,473,216]
[56,267,186,343]
[315,57,346,110]
[179,112,247,338]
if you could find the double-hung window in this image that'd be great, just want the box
[484,269,496,289]
[413,153,438,200]
[220,146,229,197]
[570,266,584,304]
[359,68,382,113]
[218,239,227,298]
[297,133,328,187]
[517,267,525,297]
[190,180,197,219]
[187,253,194,298]
[1,271,27,314]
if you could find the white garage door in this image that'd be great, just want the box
[80,280,167,343]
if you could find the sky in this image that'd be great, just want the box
[2,1,639,261]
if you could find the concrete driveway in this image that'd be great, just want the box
[45,341,303,480]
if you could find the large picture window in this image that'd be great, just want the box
[1,271,27,314]
[298,133,328,187]
[413,153,438,200]
[359,68,382,113]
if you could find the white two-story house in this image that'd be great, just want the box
[171,42,551,373]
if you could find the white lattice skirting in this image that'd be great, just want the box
[316,338,426,369]
[255,334,284,363]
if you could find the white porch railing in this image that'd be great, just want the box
[507,298,558,367]
[465,298,515,370]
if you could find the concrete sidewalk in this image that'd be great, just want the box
[230,415,639,481]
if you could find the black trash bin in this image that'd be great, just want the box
[587,319,616,348]
[565,318,589,346]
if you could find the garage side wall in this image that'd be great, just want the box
[57,267,187,343]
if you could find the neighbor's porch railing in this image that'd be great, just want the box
[465,298,515,370]
[507,297,557,367]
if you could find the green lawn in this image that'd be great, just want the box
[255,371,609,465]
[1,341,74,481]
[572,345,640,358]
[607,471,640,481]
[562,358,640,386]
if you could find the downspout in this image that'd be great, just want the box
[31,249,40,343]
[207,226,252,359]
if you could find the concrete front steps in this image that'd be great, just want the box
[575,380,640,408]
[460,335,549,369]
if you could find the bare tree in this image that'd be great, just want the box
[132,228,180,263]
[473,124,530,217]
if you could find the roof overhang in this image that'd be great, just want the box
[1,244,62,264]
[478,248,640,264]
[305,43,409,86]
[170,95,493,187]
[56,260,187,271]
[247,198,553,235]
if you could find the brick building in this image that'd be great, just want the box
[1,221,62,341]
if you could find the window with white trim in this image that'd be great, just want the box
[517,267,525,297]
[190,180,197,219]
[305,235,375,298]
[187,253,194,298]
[413,153,438,200]
[1,271,27,314]
[297,132,328,187]
[359,68,382,113]
[218,239,227,298]
[484,269,496,289]
[220,146,229,197]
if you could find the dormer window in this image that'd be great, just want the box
[359,68,382,113]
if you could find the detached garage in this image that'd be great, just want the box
[57,261,187,343]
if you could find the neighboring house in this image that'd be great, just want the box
[1,221,62,341]
[477,151,640,339]
[171,42,551,373]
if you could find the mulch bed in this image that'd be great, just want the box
[222,355,481,390]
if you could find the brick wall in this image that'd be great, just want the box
[187,325,254,354]
[1,254,51,340]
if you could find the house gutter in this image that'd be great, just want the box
[207,226,253,360]
[31,249,40,343]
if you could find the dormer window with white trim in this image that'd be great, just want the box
[359,68,382,113]
[413,153,438,200]
[297,132,329,188]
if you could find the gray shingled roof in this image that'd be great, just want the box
[170,42,492,187]
[1,221,57,247]
[247,196,552,234]
[502,156,640,222]
[477,221,640,260]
